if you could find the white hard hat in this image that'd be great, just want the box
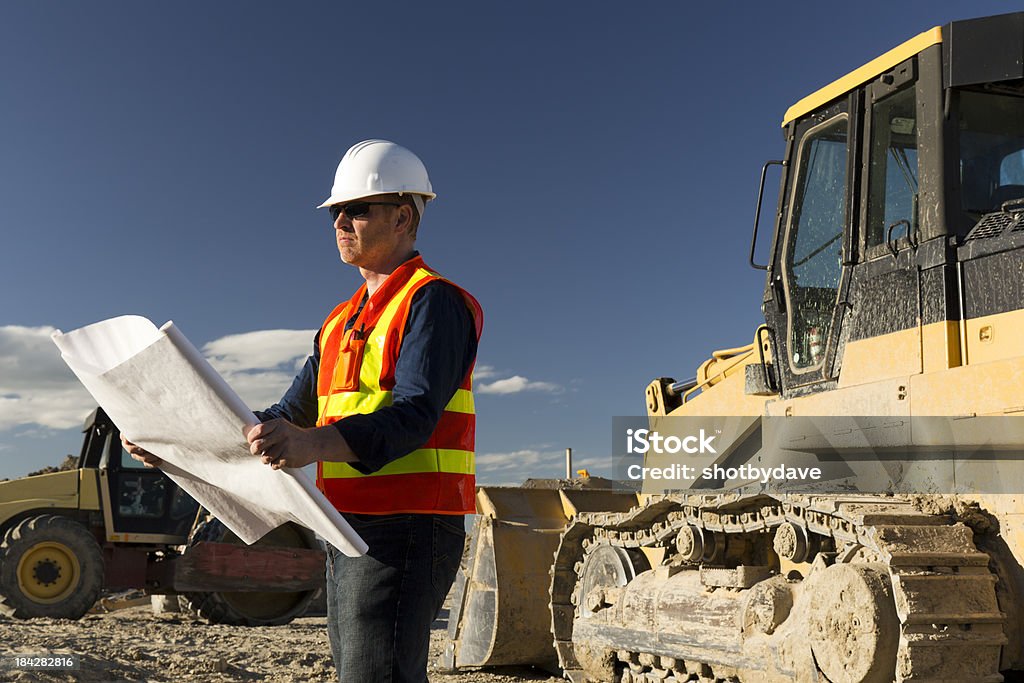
[317,140,436,216]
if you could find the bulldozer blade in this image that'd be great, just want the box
[441,484,636,672]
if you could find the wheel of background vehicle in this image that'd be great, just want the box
[0,515,104,619]
[179,516,318,626]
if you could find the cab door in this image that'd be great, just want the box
[764,97,857,396]
[100,431,199,543]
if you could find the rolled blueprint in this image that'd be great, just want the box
[52,315,367,556]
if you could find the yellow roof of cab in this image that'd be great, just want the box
[782,26,943,126]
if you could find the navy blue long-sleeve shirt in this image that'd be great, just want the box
[256,277,477,474]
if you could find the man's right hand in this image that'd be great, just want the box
[121,436,162,468]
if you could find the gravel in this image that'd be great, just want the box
[0,599,562,683]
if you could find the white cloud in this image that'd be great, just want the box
[0,325,315,433]
[477,375,560,395]
[474,448,554,485]
[473,364,498,380]
[202,330,314,373]
[0,326,94,430]
[0,325,562,434]
[475,448,546,471]
[201,330,315,410]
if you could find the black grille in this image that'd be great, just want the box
[965,211,1023,240]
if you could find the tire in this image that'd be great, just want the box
[179,516,319,626]
[0,515,104,619]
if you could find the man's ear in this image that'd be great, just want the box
[396,205,413,233]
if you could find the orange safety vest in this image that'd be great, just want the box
[315,255,483,515]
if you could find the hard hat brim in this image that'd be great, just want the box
[316,190,437,210]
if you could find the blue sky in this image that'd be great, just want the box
[0,1,1011,483]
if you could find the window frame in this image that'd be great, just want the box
[863,84,920,261]
[781,112,851,376]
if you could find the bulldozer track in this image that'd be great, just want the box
[550,495,1007,683]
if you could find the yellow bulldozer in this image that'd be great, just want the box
[0,407,324,625]
[443,11,1024,682]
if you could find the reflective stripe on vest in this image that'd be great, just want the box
[315,256,482,515]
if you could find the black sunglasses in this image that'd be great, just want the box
[329,201,401,222]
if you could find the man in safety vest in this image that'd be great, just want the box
[244,139,482,681]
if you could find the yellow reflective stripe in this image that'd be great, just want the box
[445,389,474,414]
[321,388,473,419]
[342,267,434,398]
[322,448,474,479]
[321,390,393,418]
[320,309,348,355]
[377,269,431,332]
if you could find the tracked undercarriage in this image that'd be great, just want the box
[552,495,1006,683]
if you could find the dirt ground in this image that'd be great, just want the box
[0,598,562,683]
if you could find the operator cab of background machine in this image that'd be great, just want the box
[78,407,199,542]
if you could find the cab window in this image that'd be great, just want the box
[866,86,918,252]
[959,89,1024,221]
[121,445,150,469]
[1000,149,1024,185]
[784,114,848,373]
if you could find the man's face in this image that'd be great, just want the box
[331,197,405,268]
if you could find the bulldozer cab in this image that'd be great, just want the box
[79,407,199,544]
[756,14,1024,400]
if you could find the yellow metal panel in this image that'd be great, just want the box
[78,469,101,511]
[964,309,1024,366]
[672,368,774,417]
[910,355,1024,416]
[640,546,666,568]
[696,344,755,387]
[838,326,922,388]
[99,468,116,541]
[782,27,942,126]
[0,469,79,499]
[559,489,638,518]
[0,470,82,527]
[767,376,911,417]
[922,320,962,373]
[476,486,567,526]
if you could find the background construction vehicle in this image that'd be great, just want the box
[444,10,1024,682]
[0,407,324,625]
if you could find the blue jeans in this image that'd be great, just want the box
[326,512,466,682]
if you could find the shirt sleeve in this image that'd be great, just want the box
[332,281,478,474]
[254,331,321,429]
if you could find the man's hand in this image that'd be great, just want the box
[122,436,162,468]
[246,419,353,470]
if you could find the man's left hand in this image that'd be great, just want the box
[245,419,349,470]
